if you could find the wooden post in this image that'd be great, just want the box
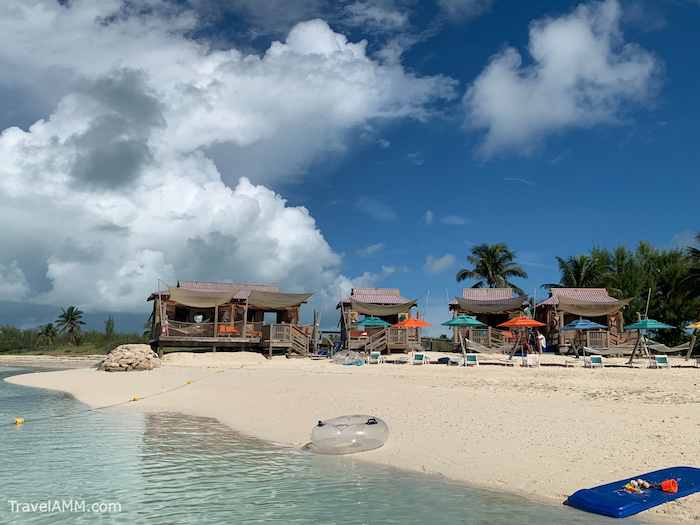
[627,330,641,365]
[214,305,218,340]
[686,331,697,361]
[312,310,319,354]
[242,299,248,338]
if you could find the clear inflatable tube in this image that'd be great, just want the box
[310,415,389,455]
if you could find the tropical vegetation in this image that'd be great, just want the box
[55,305,85,345]
[0,307,145,355]
[547,241,699,345]
[456,243,528,295]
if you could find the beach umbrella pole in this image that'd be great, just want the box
[686,330,697,361]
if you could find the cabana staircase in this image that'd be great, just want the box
[290,325,310,356]
[366,329,388,354]
[263,324,310,357]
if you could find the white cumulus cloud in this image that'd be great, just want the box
[424,254,456,274]
[357,243,386,257]
[0,1,454,315]
[464,0,659,155]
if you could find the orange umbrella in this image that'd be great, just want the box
[393,318,432,328]
[498,316,545,329]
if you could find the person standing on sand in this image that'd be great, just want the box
[537,331,547,353]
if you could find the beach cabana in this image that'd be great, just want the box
[148,281,313,357]
[337,288,417,353]
[536,288,632,353]
[448,288,528,349]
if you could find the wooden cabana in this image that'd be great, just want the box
[337,288,418,353]
[448,288,528,349]
[535,288,632,352]
[148,281,312,357]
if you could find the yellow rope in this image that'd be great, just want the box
[9,368,231,427]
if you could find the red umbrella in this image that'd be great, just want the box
[498,316,545,329]
[393,318,432,328]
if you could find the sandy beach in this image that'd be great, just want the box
[6,353,700,523]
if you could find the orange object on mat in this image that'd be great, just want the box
[660,479,678,493]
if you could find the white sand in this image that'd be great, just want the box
[6,353,700,523]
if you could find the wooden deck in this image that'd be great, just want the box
[153,322,309,356]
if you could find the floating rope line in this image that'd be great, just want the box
[8,367,234,427]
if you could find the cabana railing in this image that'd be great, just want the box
[163,320,265,339]
[455,327,513,348]
[167,320,215,337]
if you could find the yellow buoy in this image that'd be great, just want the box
[186,380,192,385]
[131,395,140,402]
[14,417,25,426]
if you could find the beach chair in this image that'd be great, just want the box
[367,351,383,365]
[649,354,670,369]
[521,354,540,368]
[411,352,428,365]
[464,353,479,367]
[584,355,604,368]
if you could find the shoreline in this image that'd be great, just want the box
[4,353,699,523]
[0,354,103,369]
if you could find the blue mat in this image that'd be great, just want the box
[565,466,700,518]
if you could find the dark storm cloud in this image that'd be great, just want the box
[69,69,164,190]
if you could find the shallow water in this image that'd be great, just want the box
[0,366,640,524]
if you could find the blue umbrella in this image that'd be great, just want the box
[562,319,608,357]
[562,319,607,331]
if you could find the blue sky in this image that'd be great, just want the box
[0,0,697,333]
[273,0,700,329]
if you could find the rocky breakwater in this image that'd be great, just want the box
[99,344,161,372]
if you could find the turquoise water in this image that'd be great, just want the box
[0,366,639,524]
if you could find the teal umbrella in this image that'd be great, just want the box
[625,319,674,330]
[355,316,390,328]
[441,315,485,327]
[626,318,675,364]
[442,315,485,366]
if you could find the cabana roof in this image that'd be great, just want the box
[177,281,279,299]
[340,287,411,305]
[449,288,527,314]
[537,288,619,307]
[148,281,312,309]
[537,288,629,316]
[338,287,416,316]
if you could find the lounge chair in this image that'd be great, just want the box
[584,355,604,368]
[522,354,540,368]
[367,351,383,365]
[464,353,479,367]
[411,352,428,365]
[649,354,670,369]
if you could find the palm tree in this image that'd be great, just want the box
[456,243,528,294]
[545,255,603,289]
[104,316,115,339]
[37,323,58,349]
[56,306,85,346]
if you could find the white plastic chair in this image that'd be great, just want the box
[649,354,670,369]
[367,351,383,364]
[411,352,428,365]
[464,353,479,367]
[522,354,540,368]
[584,355,604,368]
